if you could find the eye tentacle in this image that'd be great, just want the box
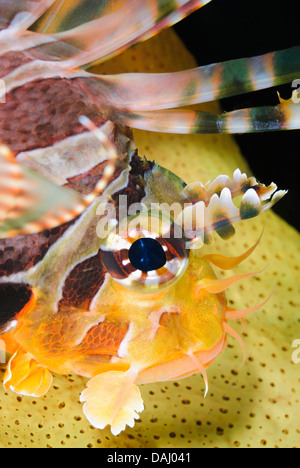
[202,231,263,270]
[195,269,265,296]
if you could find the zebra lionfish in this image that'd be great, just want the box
[0,1,294,435]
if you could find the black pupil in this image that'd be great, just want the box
[129,238,167,272]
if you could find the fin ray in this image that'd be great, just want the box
[50,0,212,67]
[83,46,300,111]
[29,1,212,67]
[0,0,56,32]
[0,127,118,237]
[103,98,300,134]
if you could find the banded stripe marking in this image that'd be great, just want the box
[249,52,275,92]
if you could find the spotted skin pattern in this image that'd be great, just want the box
[0,221,73,276]
[0,0,293,435]
[0,76,107,153]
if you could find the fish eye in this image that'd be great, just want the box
[129,237,167,272]
[99,209,189,292]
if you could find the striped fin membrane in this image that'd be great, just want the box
[0,0,56,32]
[86,46,300,111]
[0,0,213,68]
[176,169,287,243]
[34,0,212,67]
[33,0,122,32]
[0,120,118,238]
[0,1,299,134]
[99,97,300,135]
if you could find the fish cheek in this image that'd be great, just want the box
[189,311,224,352]
[161,274,225,354]
[125,319,178,370]
[197,291,226,342]
[173,303,224,354]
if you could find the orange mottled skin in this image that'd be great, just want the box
[3,255,226,380]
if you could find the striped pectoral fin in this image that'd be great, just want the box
[106,96,300,135]
[34,0,212,68]
[3,347,52,397]
[88,46,300,113]
[0,130,118,237]
[34,0,124,33]
[219,98,300,134]
[0,0,56,32]
[0,143,82,237]
[80,368,144,435]
[104,107,221,135]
